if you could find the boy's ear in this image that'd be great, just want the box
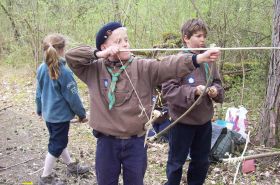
[183,35,189,43]
[183,35,190,45]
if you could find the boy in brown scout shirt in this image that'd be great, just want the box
[65,21,220,185]
[162,19,224,185]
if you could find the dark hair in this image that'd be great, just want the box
[42,33,65,80]
[181,19,208,44]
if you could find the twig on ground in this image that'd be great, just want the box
[0,157,40,172]
[28,167,44,175]
[0,105,12,112]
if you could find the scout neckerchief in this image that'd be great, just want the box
[106,57,134,110]
[183,47,211,80]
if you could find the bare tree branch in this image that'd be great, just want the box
[0,1,20,42]
[189,0,204,19]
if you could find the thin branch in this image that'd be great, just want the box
[0,157,40,172]
[0,105,13,112]
[189,0,204,19]
[223,151,280,162]
[223,69,252,76]
[0,1,20,42]
[28,167,44,175]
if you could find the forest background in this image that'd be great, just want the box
[0,0,274,112]
[0,0,278,184]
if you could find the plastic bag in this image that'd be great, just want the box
[225,106,248,139]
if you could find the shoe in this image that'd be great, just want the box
[38,173,66,185]
[66,162,89,175]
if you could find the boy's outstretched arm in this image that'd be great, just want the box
[196,49,220,63]
[143,49,220,87]
[66,45,98,84]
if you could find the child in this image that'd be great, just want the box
[65,21,220,185]
[36,33,89,185]
[162,19,224,185]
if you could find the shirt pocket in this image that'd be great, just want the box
[100,78,134,107]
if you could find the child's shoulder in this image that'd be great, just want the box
[37,62,47,72]
[60,64,72,74]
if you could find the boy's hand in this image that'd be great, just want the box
[79,117,88,123]
[207,86,218,98]
[197,49,220,63]
[195,85,206,95]
[96,45,120,58]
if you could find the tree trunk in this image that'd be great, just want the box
[258,0,280,146]
[0,1,20,42]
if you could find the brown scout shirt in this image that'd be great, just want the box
[162,52,224,125]
[65,45,198,137]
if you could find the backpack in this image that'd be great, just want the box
[210,125,246,162]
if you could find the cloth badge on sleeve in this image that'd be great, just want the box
[186,76,195,84]
[103,79,109,88]
[152,95,156,103]
[67,81,78,94]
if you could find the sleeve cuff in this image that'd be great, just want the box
[78,115,86,120]
[93,49,99,59]
[192,54,200,68]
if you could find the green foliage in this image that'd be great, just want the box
[224,59,266,111]
[0,0,274,117]
[0,0,273,62]
[2,44,34,67]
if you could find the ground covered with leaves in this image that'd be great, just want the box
[0,65,280,185]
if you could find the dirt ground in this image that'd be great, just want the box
[1,65,280,185]
[0,108,96,185]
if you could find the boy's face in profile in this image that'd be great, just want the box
[184,30,206,54]
[102,27,131,61]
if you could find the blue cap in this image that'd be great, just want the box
[96,22,123,51]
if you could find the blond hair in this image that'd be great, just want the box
[42,33,65,80]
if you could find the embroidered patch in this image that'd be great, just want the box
[103,79,109,88]
[67,81,78,94]
[187,77,195,84]
[152,96,157,103]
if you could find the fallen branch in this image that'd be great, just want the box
[223,69,252,76]
[28,167,44,175]
[223,151,280,163]
[0,105,13,112]
[0,157,39,172]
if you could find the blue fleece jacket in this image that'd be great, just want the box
[35,58,86,123]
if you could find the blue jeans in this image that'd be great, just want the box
[165,121,212,185]
[95,135,147,185]
[148,119,171,141]
[46,121,70,158]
